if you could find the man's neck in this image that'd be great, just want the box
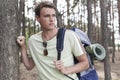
[42,28,58,41]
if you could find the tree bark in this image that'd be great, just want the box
[66,0,71,28]
[100,0,112,80]
[87,0,93,42]
[118,0,120,34]
[53,0,63,28]
[19,0,25,36]
[0,0,20,80]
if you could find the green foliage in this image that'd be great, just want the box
[25,27,36,47]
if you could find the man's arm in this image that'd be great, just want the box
[54,53,89,74]
[66,53,89,74]
[17,36,35,70]
[54,30,89,74]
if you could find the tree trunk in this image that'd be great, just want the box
[0,0,20,80]
[87,0,93,42]
[19,0,25,36]
[118,0,120,34]
[66,0,71,28]
[53,0,63,28]
[100,0,112,80]
[111,0,115,63]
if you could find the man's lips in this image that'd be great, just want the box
[49,23,54,25]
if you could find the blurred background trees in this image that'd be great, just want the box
[18,0,119,80]
[21,0,120,48]
[18,0,120,80]
[0,0,120,80]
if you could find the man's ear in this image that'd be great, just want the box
[36,15,40,21]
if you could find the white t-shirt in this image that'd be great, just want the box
[28,30,84,80]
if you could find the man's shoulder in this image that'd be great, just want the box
[28,31,42,41]
[65,29,76,37]
[65,29,75,34]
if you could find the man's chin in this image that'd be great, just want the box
[46,28,54,31]
[48,26,56,30]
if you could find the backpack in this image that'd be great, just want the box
[56,27,99,80]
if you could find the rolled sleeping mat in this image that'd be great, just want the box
[85,43,106,60]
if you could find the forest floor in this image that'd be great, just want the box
[19,51,120,80]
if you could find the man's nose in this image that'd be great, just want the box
[50,16,54,21]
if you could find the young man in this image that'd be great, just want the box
[17,1,89,80]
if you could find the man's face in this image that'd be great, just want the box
[37,7,56,31]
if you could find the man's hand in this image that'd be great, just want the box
[54,60,68,74]
[17,36,26,47]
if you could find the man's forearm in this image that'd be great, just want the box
[64,61,89,74]
[20,45,35,70]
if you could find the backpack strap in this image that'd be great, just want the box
[56,28,75,80]
[56,28,66,60]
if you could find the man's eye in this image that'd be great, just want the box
[44,15,49,17]
[53,15,56,17]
